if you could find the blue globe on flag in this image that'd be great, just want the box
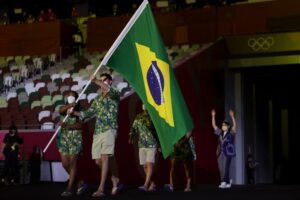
[147,61,164,105]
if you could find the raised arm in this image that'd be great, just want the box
[90,74,110,91]
[229,110,237,133]
[211,109,218,130]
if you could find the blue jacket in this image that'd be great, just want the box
[214,128,236,157]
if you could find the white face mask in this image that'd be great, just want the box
[103,80,108,84]
[104,80,111,87]
[221,125,229,132]
[67,96,76,104]
[102,81,111,91]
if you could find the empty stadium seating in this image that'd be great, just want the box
[0,43,201,130]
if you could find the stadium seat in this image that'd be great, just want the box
[38,110,51,122]
[6,91,17,101]
[41,122,55,130]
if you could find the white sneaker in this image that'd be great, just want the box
[218,182,227,189]
[225,179,233,188]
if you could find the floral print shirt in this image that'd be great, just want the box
[130,111,158,148]
[80,88,120,135]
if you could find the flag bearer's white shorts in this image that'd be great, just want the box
[92,129,117,159]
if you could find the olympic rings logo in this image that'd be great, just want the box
[247,37,274,51]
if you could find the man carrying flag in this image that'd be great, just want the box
[70,73,123,197]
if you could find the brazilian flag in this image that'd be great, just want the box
[103,0,194,158]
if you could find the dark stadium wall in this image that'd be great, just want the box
[0,22,61,56]
[2,0,300,56]
[87,0,300,52]
[0,21,75,57]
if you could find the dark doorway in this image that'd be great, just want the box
[242,65,300,184]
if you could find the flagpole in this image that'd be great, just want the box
[43,0,149,153]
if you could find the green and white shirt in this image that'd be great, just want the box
[80,88,120,135]
[130,111,158,148]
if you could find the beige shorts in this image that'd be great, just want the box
[139,147,157,165]
[92,129,117,159]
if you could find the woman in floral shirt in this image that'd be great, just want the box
[57,91,83,196]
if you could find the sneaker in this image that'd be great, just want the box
[92,190,105,198]
[111,183,124,195]
[138,185,148,192]
[184,187,191,192]
[226,179,232,188]
[218,182,227,189]
[164,184,174,192]
[76,183,88,195]
[61,191,73,197]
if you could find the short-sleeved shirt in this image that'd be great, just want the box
[129,111,158,148]
[214,128,236,157]
[80,88,120,135]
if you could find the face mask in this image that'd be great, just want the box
[67,96,76,104]
[221,125,228,132]
[142,105,146,110]
[102,81,111,92]
[104,80,110,86]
